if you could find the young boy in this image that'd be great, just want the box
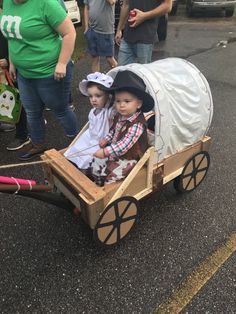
[89,70,154,186]
[83,0,118,72]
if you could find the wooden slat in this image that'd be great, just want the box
[41,155,54,185]
[108,147,152,204]
[201,136,211,151]
[42,149,105,202]
[146,146,155,189]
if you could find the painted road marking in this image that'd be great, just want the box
[154,231,236,314]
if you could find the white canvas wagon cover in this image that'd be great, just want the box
[108,58,213,162]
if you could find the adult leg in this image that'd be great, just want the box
[6,107,31,151]
[135,43,153,64]
[106,56,118,68]
[15,107,28,140]
[38,61,78,138]
[91,56,100,72]
[17,73,46,160]
[97,33,117,69]
[17,72,45,144]
[85,28,100,72]
[117,39,136,66]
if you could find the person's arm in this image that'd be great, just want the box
[9,59,16,81]
[129,0,172,28]
[83,4,89,33]
[104,122,144,158]
[54,17,76,81]
[0,32,9,69]
[94,128,115,158]
[115,0,129,45]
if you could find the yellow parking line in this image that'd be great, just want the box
[154,231,236,314]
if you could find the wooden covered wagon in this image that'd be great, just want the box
[40,58,213,246]
[0,58,213,247]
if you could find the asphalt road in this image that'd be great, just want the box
[1,7,236,313]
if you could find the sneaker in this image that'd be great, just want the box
[18,143,46,161]
[0,123,16,132]
[45,107,51,111]
[66,134,77,140]
[69,104,75,111]
[7,137,31,151]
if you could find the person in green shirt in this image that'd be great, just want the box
[0,0,78,160]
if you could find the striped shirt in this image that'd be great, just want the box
[104,112,145,159]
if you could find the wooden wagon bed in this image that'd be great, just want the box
[41,136,211,229]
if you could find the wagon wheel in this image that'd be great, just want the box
[174,151,210,193]
[93,196,139,247]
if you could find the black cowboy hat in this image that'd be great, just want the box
[108,70,154,112]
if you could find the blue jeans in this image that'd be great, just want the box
[16,107,28,140]
[118,39,153,65]
[17,61,78,144]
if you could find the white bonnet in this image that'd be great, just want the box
[79,72,113,96]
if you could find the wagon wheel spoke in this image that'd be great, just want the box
[101,200,137,245]
[120,214,138,223]
[93,196,139,247]
[174,151,210,193]
[182,165,209,178]
[96,200,134,228]
[102,214,138,245]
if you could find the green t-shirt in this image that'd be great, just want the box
[0,0,67,78]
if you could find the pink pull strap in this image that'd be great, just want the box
[0,176,36,186]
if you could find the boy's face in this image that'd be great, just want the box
[114,91,142,118]
[87,85,109,110]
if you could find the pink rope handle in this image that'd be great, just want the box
[0,176,36,186]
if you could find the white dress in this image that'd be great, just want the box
[64,104,115,169]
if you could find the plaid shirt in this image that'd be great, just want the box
[104,112,145,159]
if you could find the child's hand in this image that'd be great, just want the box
[99,138,108,148]
[94,149,105,159]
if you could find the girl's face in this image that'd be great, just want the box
[114,91,142,117]
[87,86,109,110]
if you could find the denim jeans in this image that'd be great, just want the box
[118,39,153,66]
[16,107,28,140]
[17,61,78,144]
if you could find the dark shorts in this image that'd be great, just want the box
[85,28,115,57]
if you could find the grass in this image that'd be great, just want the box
[72,24,87,62]
[72,5,87,62]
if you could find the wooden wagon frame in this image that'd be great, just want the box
[39,129,211,246]
[0,59,213,246]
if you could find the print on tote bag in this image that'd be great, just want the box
[0,73,22,124]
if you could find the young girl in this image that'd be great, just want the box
[64,72,115,170]
[89,70,154,186]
